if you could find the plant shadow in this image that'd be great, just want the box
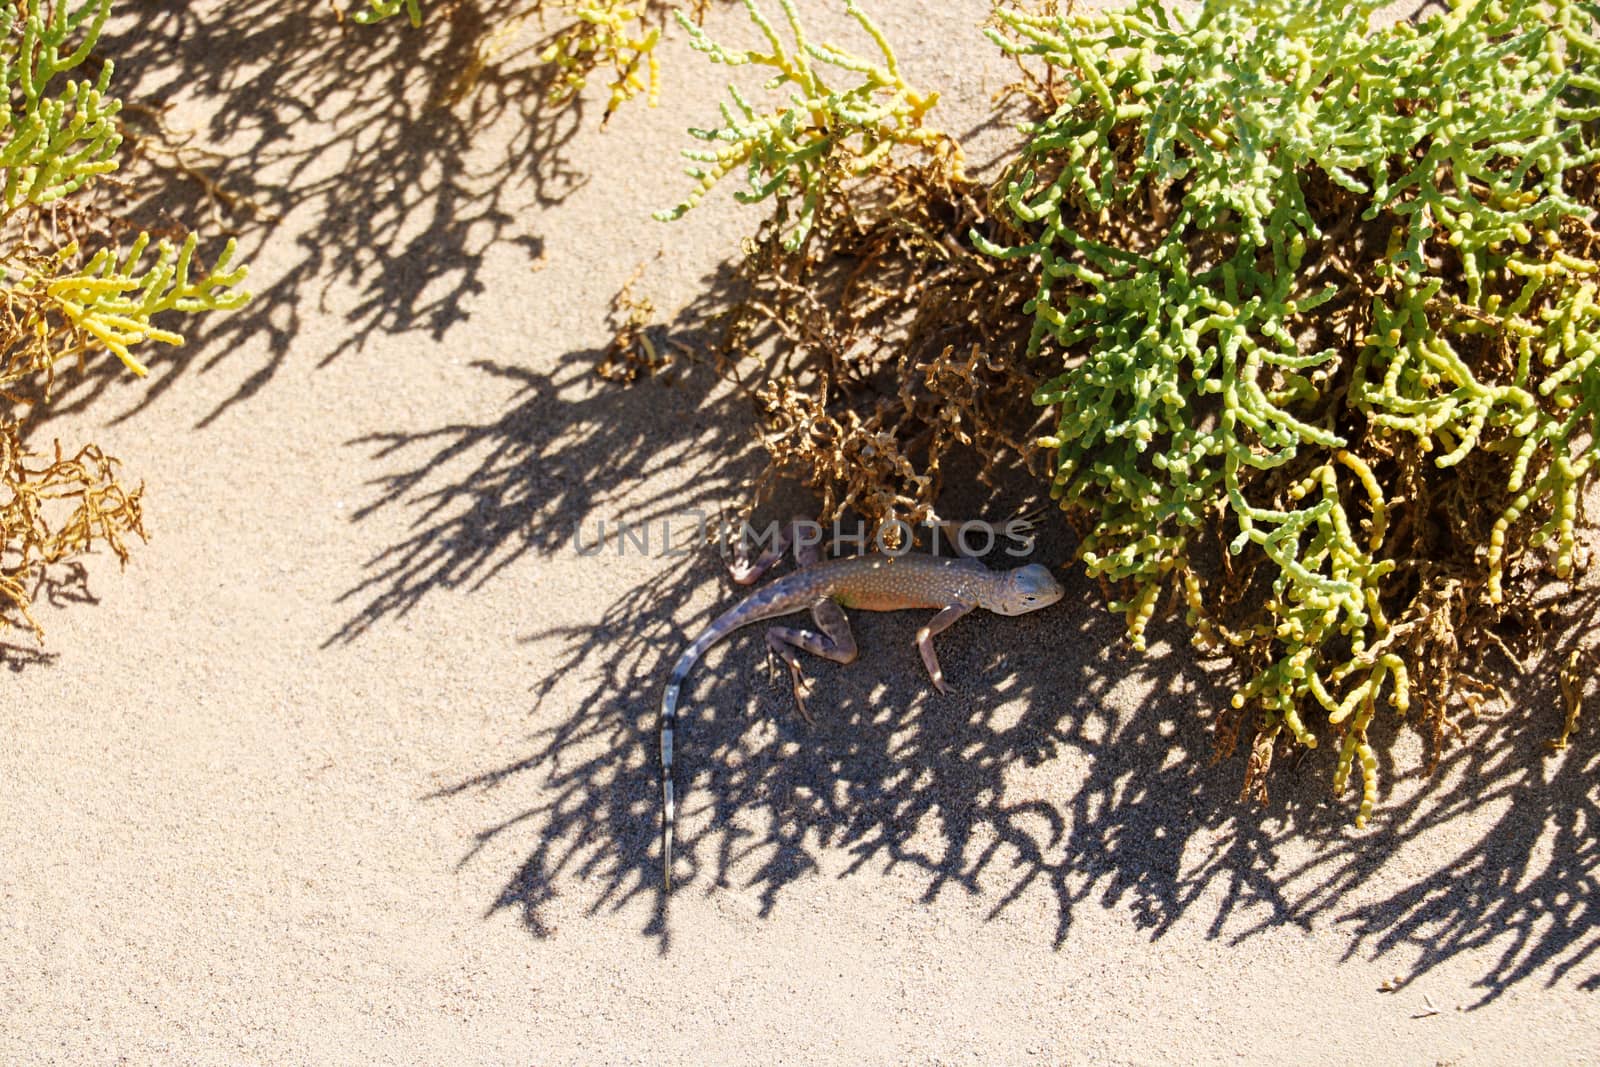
[1265,588,1600,1007]
[325,348,753,645]
[431,478,1330,955]
[0,640,58,673]
[35,0,586,430]
[385,336,1598,990]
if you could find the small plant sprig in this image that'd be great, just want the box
[0,431,144,640]
[982,0,1600,824]
[540,3,662,118]
[35,233,250,377]
[0,0,119,214]
[350,0,422,27]
[656,0,950,249]
[350,1,691,119]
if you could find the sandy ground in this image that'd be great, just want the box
[3,2,1598,1064]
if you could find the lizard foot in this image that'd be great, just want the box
[787,667,817,725]
[762,647,786,689]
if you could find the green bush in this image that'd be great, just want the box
[981,0,1599,818]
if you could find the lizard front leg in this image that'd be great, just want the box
[917,602,975,694]
[764,599,856,723]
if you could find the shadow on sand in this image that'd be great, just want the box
[444,453,1597,998]
[37,0,582,430]
[324,349,756,645]
[348,276,1598,998]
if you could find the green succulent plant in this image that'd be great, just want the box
[657,0,948,249]
[981,0,1600,822]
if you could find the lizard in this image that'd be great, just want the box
[659,520,1065,892]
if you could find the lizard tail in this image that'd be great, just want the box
[661,678,679,894]
[660,642,703,894]
[660,589,799,894]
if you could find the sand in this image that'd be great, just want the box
[3,1,1597,1063]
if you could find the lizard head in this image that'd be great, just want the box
[987,562,1065,616]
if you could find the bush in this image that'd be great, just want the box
[980,0,1600,820]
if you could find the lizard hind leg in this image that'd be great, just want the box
[763,599,857,724]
